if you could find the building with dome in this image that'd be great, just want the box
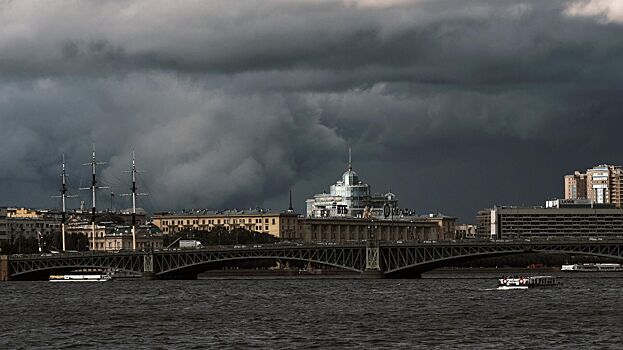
[305,150,399,219]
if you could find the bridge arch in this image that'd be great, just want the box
[383,247,623,278]
[156,255,364,279]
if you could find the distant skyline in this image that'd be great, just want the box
[1,0,623,222]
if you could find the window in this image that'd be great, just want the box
[272,218,275,225]
[265,226,269,231]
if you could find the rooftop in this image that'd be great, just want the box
[153,208,299,217]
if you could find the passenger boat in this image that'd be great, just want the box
[49,274,112,282]
[497,276,560,290]
[561,263,623,272]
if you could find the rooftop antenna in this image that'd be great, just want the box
[52,154,78,251]
[110,192,115,212]
[287,186,294,213]
[121,150,148,251]
[348,145,352,171]
[80,143,109,250]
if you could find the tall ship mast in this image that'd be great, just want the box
[60,155,68,251]
[80,144,108,250]
[53,154,77,251]
[121,151,147,250]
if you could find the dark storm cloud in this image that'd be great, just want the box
[1,0,623,221]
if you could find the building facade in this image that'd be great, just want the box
[564,164,622,208]
[152,210,299,238]
[0,208,60,242]
[305,156,400,219]
[587,165,622,207]
[564,171,587,200]
[478,200,623,240]
[289,215,456,243]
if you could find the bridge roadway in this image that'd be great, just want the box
[2,239,623,280]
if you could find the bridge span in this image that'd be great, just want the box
[2,240,623,280]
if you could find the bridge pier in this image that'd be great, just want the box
[143,252,157,280]
[1,255,9,281]
[142,271,157,280]
[362,241,385,278]
[360,270,385,279]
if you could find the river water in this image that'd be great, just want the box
[1,272,621,349]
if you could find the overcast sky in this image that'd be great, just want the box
[1,0,622,222]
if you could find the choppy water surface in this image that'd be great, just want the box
[1,273,622,349]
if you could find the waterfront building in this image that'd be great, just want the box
[477,199,623,240]
[152,209,299,238]
[305,151,400,219]
[0,208,60,242]
[564,164,622,208]
[288,214,456,242]
[299,149,456,242]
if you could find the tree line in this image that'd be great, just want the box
[0,232,90,255]
[163,227,278,248]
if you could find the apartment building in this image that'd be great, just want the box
[565,164,623,208]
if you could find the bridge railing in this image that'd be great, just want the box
[8,238,623,260]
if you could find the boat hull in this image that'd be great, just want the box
[561,263,623,272]
[49,274,112,282]
[497,285,529,290]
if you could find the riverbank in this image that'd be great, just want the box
[199,269,358,279]
[428,266,559,274]
[196,266,561,279]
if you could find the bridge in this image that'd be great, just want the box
[2,240,623,280]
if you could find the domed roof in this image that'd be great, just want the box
[342,169,359,185]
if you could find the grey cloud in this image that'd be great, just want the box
[2,0,623,221]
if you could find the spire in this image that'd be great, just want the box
[287,186,294,212]
[348,146,352,171]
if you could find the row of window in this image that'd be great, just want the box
[162,225,270,233]
[309,232,437,240]
[4,223,58,228]
[162,218,277,226]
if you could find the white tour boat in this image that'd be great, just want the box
[561,263,623,272]
[497,275,560,290]
[49,274,112,282]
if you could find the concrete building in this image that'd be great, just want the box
[305,152,403,219]
[477,199,623,240]
[152,209,299,238]
[587,165,622,207]
[290,215,456,243]
[564,164,622,208]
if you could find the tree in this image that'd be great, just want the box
[163,227,279,247]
